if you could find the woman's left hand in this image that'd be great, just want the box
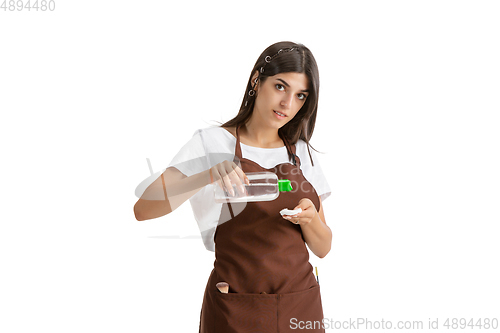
[282,198,317,226]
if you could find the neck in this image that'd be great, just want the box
[242,116,283,148]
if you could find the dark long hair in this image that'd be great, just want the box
[220,41,321,166]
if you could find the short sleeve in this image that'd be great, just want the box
[165,128,223,252]
[166,129,210,177]
[298,141,332,203]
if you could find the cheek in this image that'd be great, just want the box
[294,100,305,111]
[257,90,274,105]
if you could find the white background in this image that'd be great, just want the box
[1,0,499,332]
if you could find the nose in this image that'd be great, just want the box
[280,93,293,109]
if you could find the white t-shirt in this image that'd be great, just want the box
[165,126,331,252]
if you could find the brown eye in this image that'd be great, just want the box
[275,84,285,91]
[298,93,307,100]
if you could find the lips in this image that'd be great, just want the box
[274,110,287,117]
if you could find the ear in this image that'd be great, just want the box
[251,70,260,92]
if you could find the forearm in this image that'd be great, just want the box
[301,212,332,258]
[134,169,211,221]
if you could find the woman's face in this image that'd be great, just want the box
[253,72,309,128]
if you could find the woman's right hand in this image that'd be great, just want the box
[209,160,250,196]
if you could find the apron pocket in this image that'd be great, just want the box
[278,285,325,333]
[215,291,278,332]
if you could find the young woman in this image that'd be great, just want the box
[134,41,332,332]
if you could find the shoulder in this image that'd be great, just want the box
[218,126,239,143]
[295,139,325,167]
[188,126,234,152]
[220,126,236,138]
[295,138,307,149]
[192,125,231,139]
[295,139,332,202]
[199,125,232,134]
[295,139,312,164]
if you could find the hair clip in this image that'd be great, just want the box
[261,47,298,71]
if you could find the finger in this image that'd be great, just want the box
[229,163,249,194]
[221,161,237,196]
[284,216,299,224]
[222,172,234,196]
[225,164,246,195]
[216,165,234,196]
[235,172,250,195]
[235,165,251,186]
[216,177,225,192]
[226,169,244,195]
[210,167,224,192]
[295,199,308,209]
[233,165,250,191]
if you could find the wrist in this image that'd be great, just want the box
[302,211,320,229]
[207,169,214,185]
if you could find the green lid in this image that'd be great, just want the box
[278,179,293,192]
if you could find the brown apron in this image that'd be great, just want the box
[199,125,325,332]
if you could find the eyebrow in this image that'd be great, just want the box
[276,78,309,93]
